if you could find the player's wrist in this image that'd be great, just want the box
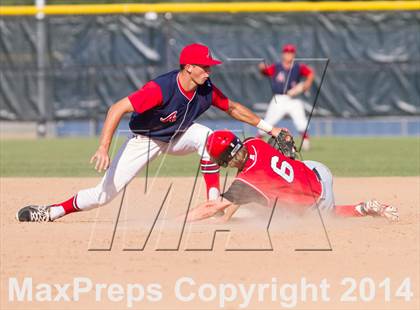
[256,119,273,134]
[98,143,110,153]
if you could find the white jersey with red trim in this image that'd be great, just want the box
[235,138,322,209]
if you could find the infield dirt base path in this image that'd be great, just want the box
[1,177,419,309]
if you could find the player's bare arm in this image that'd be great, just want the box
[216,203,241,223]
[287,64,315,97]
[90,97,134,172]
[226,100,287,137]
[287,72,314,97]
[226,100,260,126]
[185,200,238,222]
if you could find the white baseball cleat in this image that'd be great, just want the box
[361,199,399,222]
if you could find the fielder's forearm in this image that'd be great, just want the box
[98,97,133,152]
[227,101,260,127]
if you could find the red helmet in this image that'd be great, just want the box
[206,130,243,167]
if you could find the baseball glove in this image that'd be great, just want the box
[268,130,297,159]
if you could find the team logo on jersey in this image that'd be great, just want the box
[160,111,177,123]
[276,72,285,82]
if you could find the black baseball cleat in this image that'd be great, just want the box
[16,205,52,222]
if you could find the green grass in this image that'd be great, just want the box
[299,137,420,177]
[0,137,419,177]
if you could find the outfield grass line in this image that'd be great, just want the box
[1,137,419,177]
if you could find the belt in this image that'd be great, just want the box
[312,167,325,203]
[312,168,322,182]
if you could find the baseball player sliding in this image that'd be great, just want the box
[17,43,286,222]
[258,44,314,150]
[185,130,399,223]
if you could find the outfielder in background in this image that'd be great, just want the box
[186,130,399,223]
[258,44,314,151]
[16,43,286,222]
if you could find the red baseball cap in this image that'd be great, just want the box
[179,43,222,66]
[282,44,297,53]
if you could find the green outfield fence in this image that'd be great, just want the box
[1,1,419,137]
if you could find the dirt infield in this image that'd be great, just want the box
[1,177,419,309]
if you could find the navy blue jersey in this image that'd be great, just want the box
[129,70,214,142]
[270,63,302,95]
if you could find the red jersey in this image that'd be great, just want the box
[233,138,322,209]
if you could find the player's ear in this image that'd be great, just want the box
[185,64,193,73]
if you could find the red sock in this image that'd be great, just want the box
[200,159,220,200]
[335,204,365,217]
[301,132,310,140]
[52,195,80,215]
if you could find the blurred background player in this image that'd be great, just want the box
[186,130,399,222]
[16,43,287,222]
[258,44,314,150]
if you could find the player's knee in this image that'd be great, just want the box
[196,125,213,158]
[98,190,119,205]
[202,128,213,143]
[97,193,109,205]
[93,185,118,206]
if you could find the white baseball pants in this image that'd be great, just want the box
[75,123,213,210]
[258,94,308,135]
[303,160,335,211]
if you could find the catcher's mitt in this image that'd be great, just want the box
[268,130,297,159]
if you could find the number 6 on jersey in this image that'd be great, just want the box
[271,156,294,183]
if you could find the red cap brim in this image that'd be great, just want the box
[202,59,223,66]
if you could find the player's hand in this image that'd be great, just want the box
[258,62,267,71]
[270,127,290,138]
[214,204,240,223]
[287,83,304,97]
[90,146,110,173]
[185,201,232,222]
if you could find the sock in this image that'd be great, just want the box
[200,159,220,200]
[301,132,310,140]
[49,195,80,220]
[335,203,365,217]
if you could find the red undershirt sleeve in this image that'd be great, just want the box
[211,84,229,111]
[299,64,313,77]
[128,81,163,113]
[261,64,276,77]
